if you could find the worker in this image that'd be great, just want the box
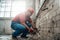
[11,7,35,40]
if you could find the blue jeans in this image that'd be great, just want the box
[11,21,32,37]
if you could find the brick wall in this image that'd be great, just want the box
[36,0,60,40]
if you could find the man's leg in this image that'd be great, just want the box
[11,22,26,37]
[21,29,29,38]
[12,30,21,37]
[21,21,32,38]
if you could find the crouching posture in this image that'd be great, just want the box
[11,7,35,40]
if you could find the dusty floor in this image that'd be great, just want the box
[0,35,34,40]
[0,35,12,40]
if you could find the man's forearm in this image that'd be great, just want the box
[22,23,30,30]
[29,18,35,28]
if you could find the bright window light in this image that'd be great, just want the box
[11,1,26,17]
[0,0,26,17]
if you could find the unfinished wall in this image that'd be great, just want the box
[0,18,12,35]
[36,0,60,40]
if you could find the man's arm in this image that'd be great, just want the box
[21,22,34,33]
[21,22,30,30]
[29,18,36,28]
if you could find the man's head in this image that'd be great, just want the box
[27,7,34,14]
[26,7,34,17]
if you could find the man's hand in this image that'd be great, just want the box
[29,27,38,34]
[29,27,34,33]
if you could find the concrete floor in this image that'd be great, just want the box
[0,35,33,40]
[0,35,12,40]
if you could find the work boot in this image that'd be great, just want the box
[21,35,28,38]
[12,35,18,40]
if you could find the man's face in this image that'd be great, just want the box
[27,11,32,17]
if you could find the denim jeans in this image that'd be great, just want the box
[11,21,32,37]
